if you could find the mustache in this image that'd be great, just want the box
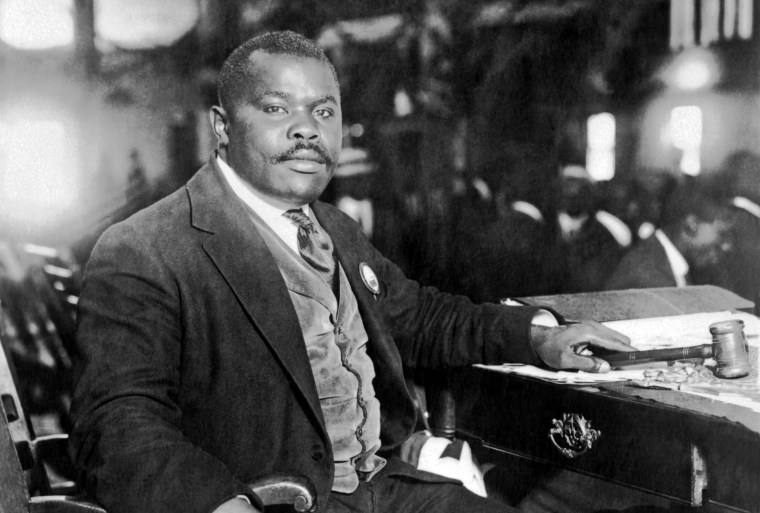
[270,142,333,166]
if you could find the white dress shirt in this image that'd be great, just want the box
[217,156,305,252]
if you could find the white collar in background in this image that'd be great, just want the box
[595,210,632,247]
[732,196,760,220]
[654,229,689,287]
[511,201,544,223]
[216,156,306,252]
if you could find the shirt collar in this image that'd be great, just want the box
[216,155,309,222]
[654,229,689,286]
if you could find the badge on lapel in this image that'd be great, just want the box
[359,262,381,298]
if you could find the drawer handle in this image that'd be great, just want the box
[549,413,600,459]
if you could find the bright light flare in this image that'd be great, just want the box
[95,0,200,50]
[669,105,703,175]
[0,0,74,50]
[586,112,615,181]
[0,99,80,235]
[667,48,719,91]
[669,106,702,150]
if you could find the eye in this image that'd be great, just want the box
[314,108,334,120]
[263,105,287,114]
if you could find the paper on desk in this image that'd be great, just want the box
[601,310,760,349]
[474,363,651,384]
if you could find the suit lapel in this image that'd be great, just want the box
[187,158,326,437]
[311,203,388,352]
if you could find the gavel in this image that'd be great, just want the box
[596,319,752,379]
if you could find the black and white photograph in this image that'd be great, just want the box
[0,1,758,512]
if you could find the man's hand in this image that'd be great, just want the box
[530,321,634,373]
[213,497,261,513]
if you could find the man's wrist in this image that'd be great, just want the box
[531,309,559,328]
[529,310,558,364]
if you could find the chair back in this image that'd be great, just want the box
[0,326,42,511]
[0,384,29,511]
[1,305,106,513]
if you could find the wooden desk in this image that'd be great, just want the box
[449,368,760,512]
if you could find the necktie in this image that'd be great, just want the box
[283,209,336,289]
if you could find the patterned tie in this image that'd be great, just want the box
[283,209,336,289]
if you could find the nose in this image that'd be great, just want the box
[288,111,319,142]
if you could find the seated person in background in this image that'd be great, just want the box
[710,150,760,306]
[603,184,735,291]
[459,172,558,302]
[69,31,633,513]
[553,165,632,293]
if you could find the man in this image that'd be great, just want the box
[455,174,557,302]
[603,185,734,291]
[554,165,632,293]
[711,150,760,307]
[69,31,632,513]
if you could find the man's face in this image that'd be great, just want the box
[217,52,342,208]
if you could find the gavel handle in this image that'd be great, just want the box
[597,344,713,367]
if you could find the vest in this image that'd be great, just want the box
[249,210,385,493]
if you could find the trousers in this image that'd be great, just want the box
[322,457,514,513]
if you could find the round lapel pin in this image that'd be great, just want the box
[359,262,381,297]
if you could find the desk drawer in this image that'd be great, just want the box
[452,369,760,511]
[453,370,698,505]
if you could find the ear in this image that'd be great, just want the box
[209,106,230,148]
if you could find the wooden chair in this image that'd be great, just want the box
[0,324,316,512]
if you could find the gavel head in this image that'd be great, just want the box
[709,320,751,379]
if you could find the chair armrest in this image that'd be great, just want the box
[30,435,317,512]
[250,474,317,512]
[29,496,107,513]
[32,434,79,495]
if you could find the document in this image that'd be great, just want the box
[602,310,760,349]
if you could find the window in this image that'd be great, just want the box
[586,113,615,181]
[671,0,753,49]
[669,106,702,176]
[0,0,74,50]
[0,100,78,233]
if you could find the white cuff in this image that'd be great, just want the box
[531,309,559,327]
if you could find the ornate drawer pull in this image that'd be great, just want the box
[549,413,600,459]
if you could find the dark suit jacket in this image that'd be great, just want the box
[70,156,546,513]
[562,215,628,293]
[603,235,679,291]
[711,208,760,304]
[457,209,555,302]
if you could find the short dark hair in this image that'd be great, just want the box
[660,182,734,229]
[217,30,338,110]
[719,149,760,201]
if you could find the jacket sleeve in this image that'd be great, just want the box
[338,213,547,370]
[380,260,546,369]
[69,224,261,513]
